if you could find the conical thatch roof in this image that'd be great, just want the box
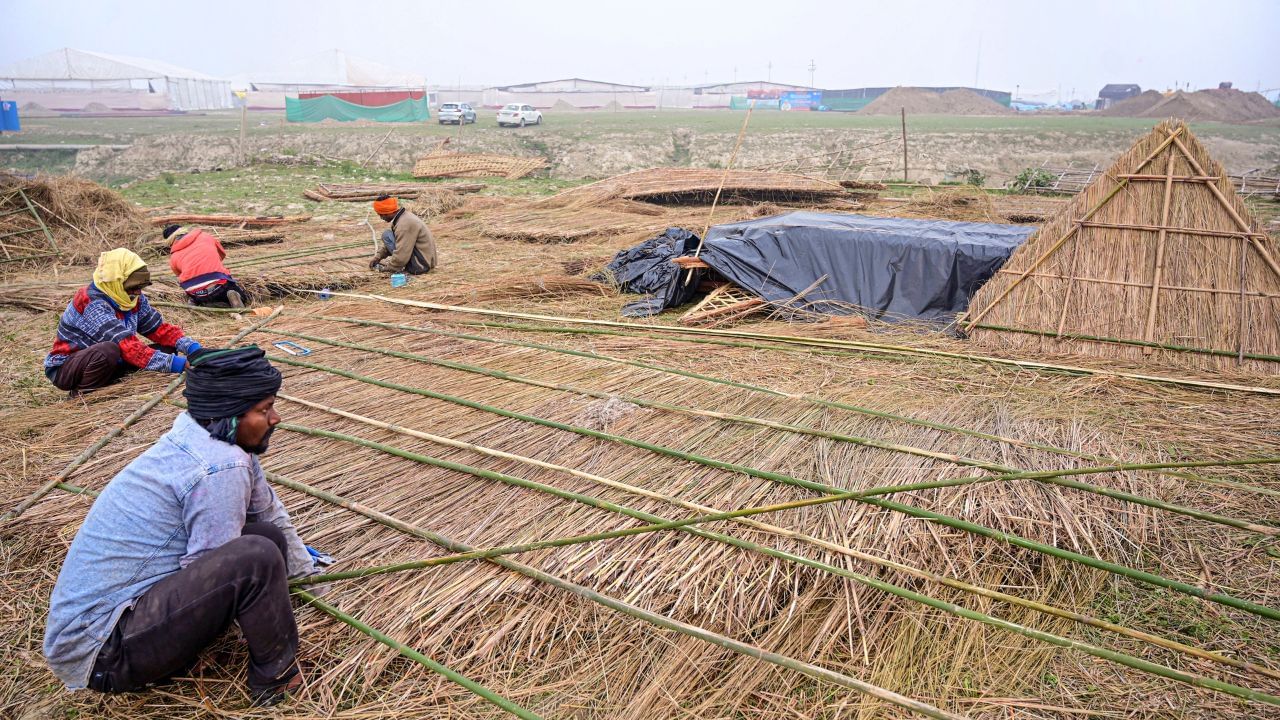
[964,119,1280,373]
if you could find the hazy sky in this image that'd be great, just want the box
[2,0,1278,99]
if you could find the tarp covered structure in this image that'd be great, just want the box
[0,48,231,111]
[603,212,1033,322]
[700,212,1033,322]
[285,94,430,122]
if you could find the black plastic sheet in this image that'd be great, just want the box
[594,227,702,317]
[699,212,1034,322]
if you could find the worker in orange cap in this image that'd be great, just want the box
[368,196,436,275]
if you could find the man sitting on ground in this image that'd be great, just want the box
[44,346,317,707]
[165,225,249,307]
[44,248,202,394]
[368,195,436,275]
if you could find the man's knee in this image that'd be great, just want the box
[225,534,286,575]
[241,522,288,559]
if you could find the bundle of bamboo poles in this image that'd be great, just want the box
[302,182,484,203]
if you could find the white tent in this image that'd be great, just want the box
[0,48,232,112]
[234,49,425,91]
[230,49,426,110]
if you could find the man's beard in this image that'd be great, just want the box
[238,426,276,455]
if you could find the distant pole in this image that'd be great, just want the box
[808,59,816,88]
[901,108,908,182]
[238,99,247,167]
[767,60,772,83]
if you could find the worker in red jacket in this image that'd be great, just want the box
[164,225,249,308]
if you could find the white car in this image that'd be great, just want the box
[497,103,542,127]
[437,102,476,124]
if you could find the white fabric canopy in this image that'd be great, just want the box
[236,49,425,90]
[0,48,231,111]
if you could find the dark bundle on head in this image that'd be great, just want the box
[162,224,182,240]
[183,346,282,447]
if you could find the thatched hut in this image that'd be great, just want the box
[963,119,1280,373]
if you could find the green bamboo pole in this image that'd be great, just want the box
[1,306,284,522]
[280,393,1280,682]
[302,291,1280,396]
[266,328,1280,537]
[274,422,1280,707]
[293,590,543,720]
[310,314,1279,499]
[975,323,1280,364]
[267,354,1280,621]
[265,472,964,720]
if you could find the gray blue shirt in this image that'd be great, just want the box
[44,411,312,689]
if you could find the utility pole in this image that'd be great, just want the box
[767,60,772,83]
[808,59,816,88]
[901,108,908,182]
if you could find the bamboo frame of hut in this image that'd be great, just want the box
[964,120,1280,372]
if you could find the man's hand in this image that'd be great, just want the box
[368,257,381,270]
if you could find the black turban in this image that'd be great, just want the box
[183,345,282,421]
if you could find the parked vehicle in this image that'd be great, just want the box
[437,102,476,124]
[497,103,542,127]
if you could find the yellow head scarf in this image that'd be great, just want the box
[92,248,148,311]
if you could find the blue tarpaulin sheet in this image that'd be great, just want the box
[0,100,19,132]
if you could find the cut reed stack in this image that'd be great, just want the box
[964,119,1280,373]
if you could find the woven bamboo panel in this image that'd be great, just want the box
[412,153,547,180]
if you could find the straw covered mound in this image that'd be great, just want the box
[7,294,1280,718]
[549,167,849,206]
[966,119,1280,373]
[0,173,150,268]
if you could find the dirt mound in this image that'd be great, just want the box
[551,99,577,112]
[81,102,111,112]
[1105,88,1279,123]
[0,173,150,267]
[19,102,57,117]
[601,100,624,112]
[1099,90,1165,116]
[860,87,1013,116]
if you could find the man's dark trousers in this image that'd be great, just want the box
[87,522,299,695]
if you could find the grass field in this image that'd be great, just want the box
[6,110,1279,185]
